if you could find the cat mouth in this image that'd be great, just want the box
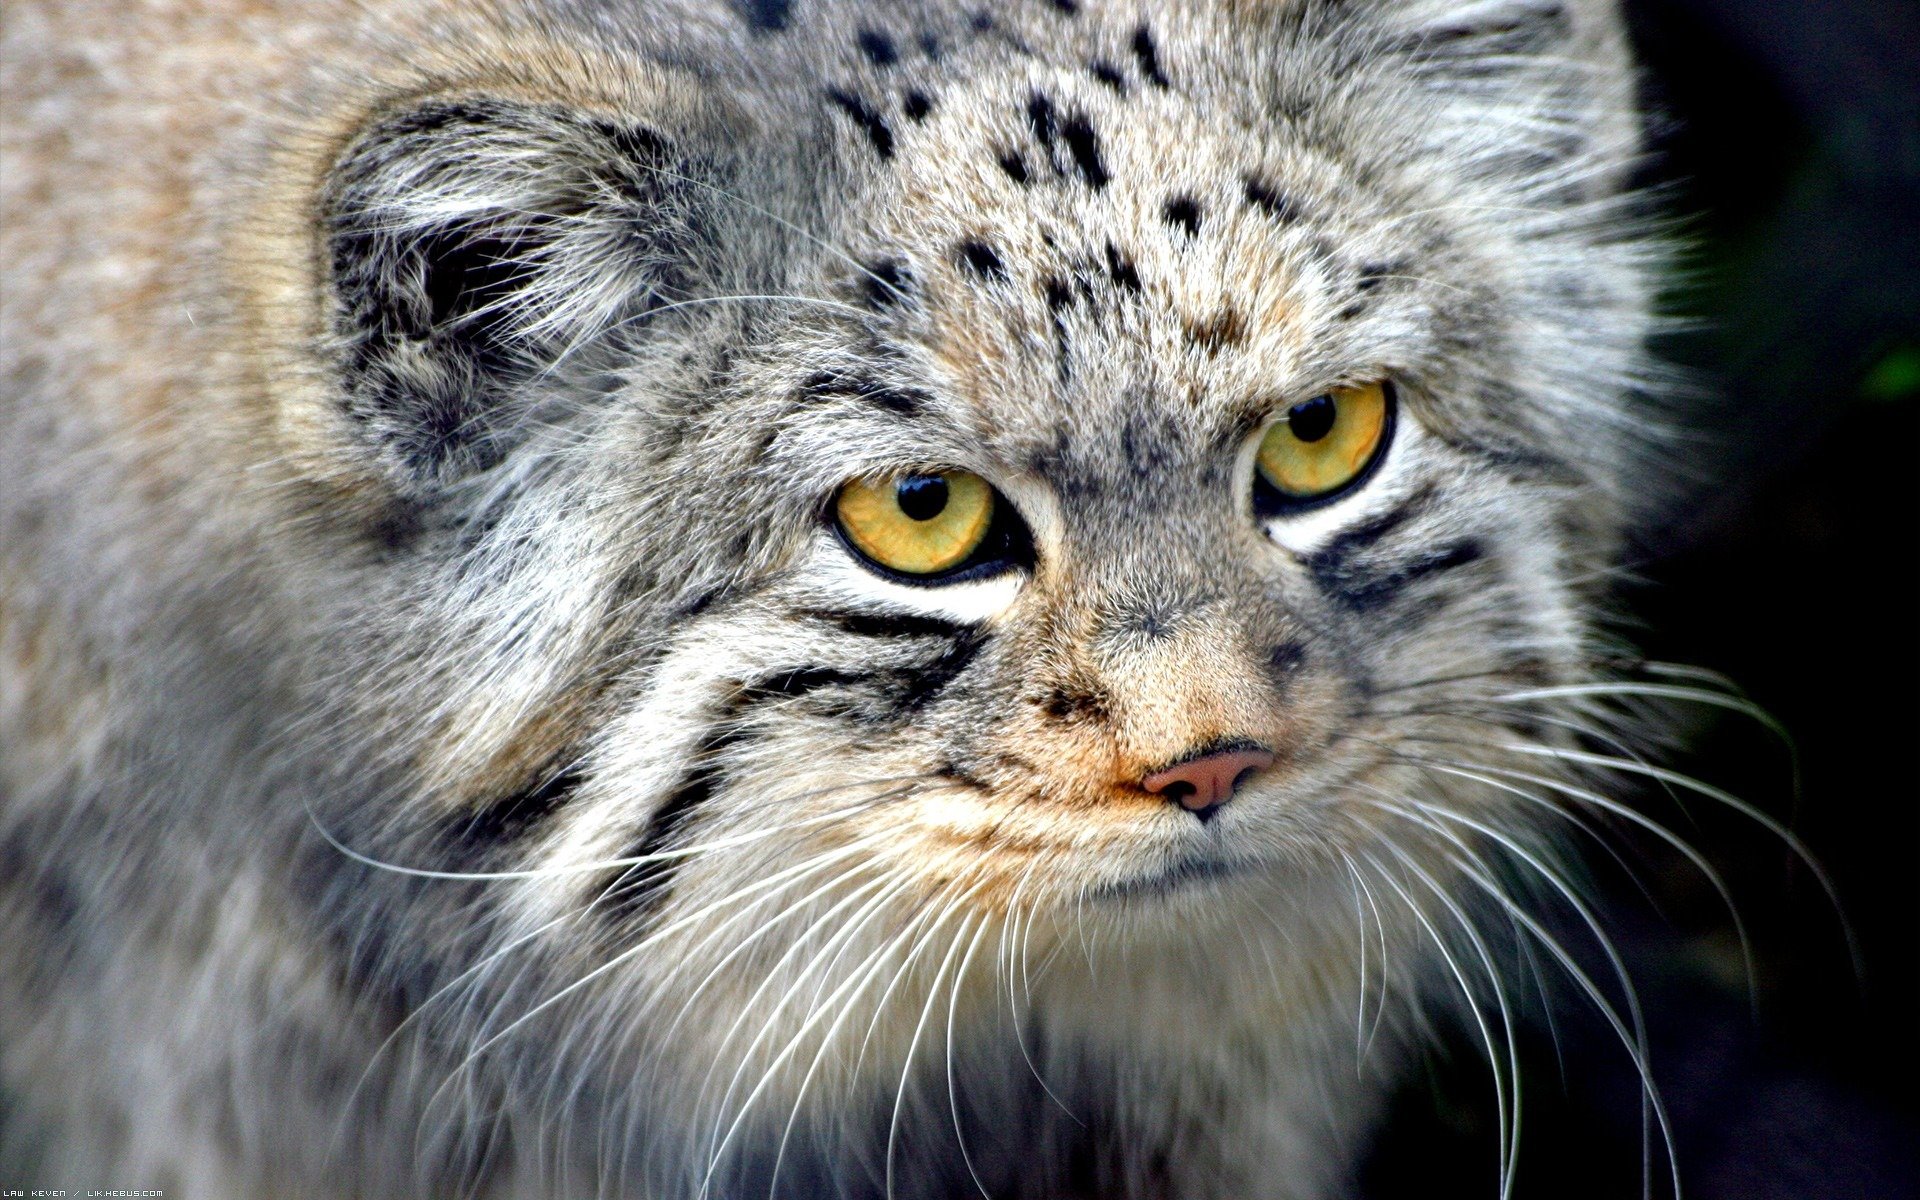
[1090,853,1243,901]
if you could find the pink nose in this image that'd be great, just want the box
[1142,746,1275,817]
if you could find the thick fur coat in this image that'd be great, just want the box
[1,1,1662,1195]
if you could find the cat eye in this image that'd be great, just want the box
[1254,380,1394,509]
[835,470,1017,580]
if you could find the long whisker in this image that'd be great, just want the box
[1374,795,1675,1200]
[1364,825,1525,1200]
[1502,742,1860,978]
[1375,735,1759,1010]
[1438,847,1681,1200]
[886,886,987,1200]
[946,914,998,1200]
[699,871,915,1196]
[762,874,928,1196]
[431,832,891,1128]
[695,868,907,1148]
[1354,846,1514,1199]
[303,770,940,883]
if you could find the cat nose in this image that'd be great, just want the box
[1142,744,1274,820]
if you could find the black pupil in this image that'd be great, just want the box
[896,474,950,521]
[1288,395,1338,442]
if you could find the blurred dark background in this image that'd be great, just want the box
[1361,0,1919,1196]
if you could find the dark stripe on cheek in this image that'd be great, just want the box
[595,752,721,921]
[893,628,986,711]
[1312,538,1485,612]
[745,666,868,698]
[594,617,989,924]
[446,762,586,849]
[801,608,974,640]
[1307,486,1438,565]
[596,730,742,924]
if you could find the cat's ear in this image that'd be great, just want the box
[319,86,733,493]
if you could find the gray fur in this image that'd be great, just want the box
[1,0,1667,1195]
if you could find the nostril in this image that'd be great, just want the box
[1158,780,1199,808]
[1142,744,1275,818]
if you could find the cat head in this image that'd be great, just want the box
[269,0,1658,1167]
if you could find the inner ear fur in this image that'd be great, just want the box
[319,75,734,494]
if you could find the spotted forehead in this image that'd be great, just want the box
[814,54,1425,469]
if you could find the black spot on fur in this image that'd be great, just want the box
[826,88,895,158]
[856,27,898,66]
[1042,684,1110,723]
[1162,195,1201,236]
[1026,92,1058,157]
[956,239,1007,279]
[1266,641,1308,690]
[736,0,792,32]
[1044,275,1074,379]
[1104,241,1142,291]
[858,257,911,308]
[1060,115,1109,189]
[919,31,943,59]
[902,90,934,121]
[1089,60,1127,91]
[970,10,994,31]
[998,151,1032,185]
[1244,176,1302,222]
[1131,25,1171,87]
[1048,0,1080,13]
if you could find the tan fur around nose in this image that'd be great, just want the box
[995,590,1305,809]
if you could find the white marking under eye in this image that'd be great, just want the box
[803,530,1022,623]
[1258,412,1421,556]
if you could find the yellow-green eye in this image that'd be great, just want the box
[835,470,996,576]
[1255,381,1392,503]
